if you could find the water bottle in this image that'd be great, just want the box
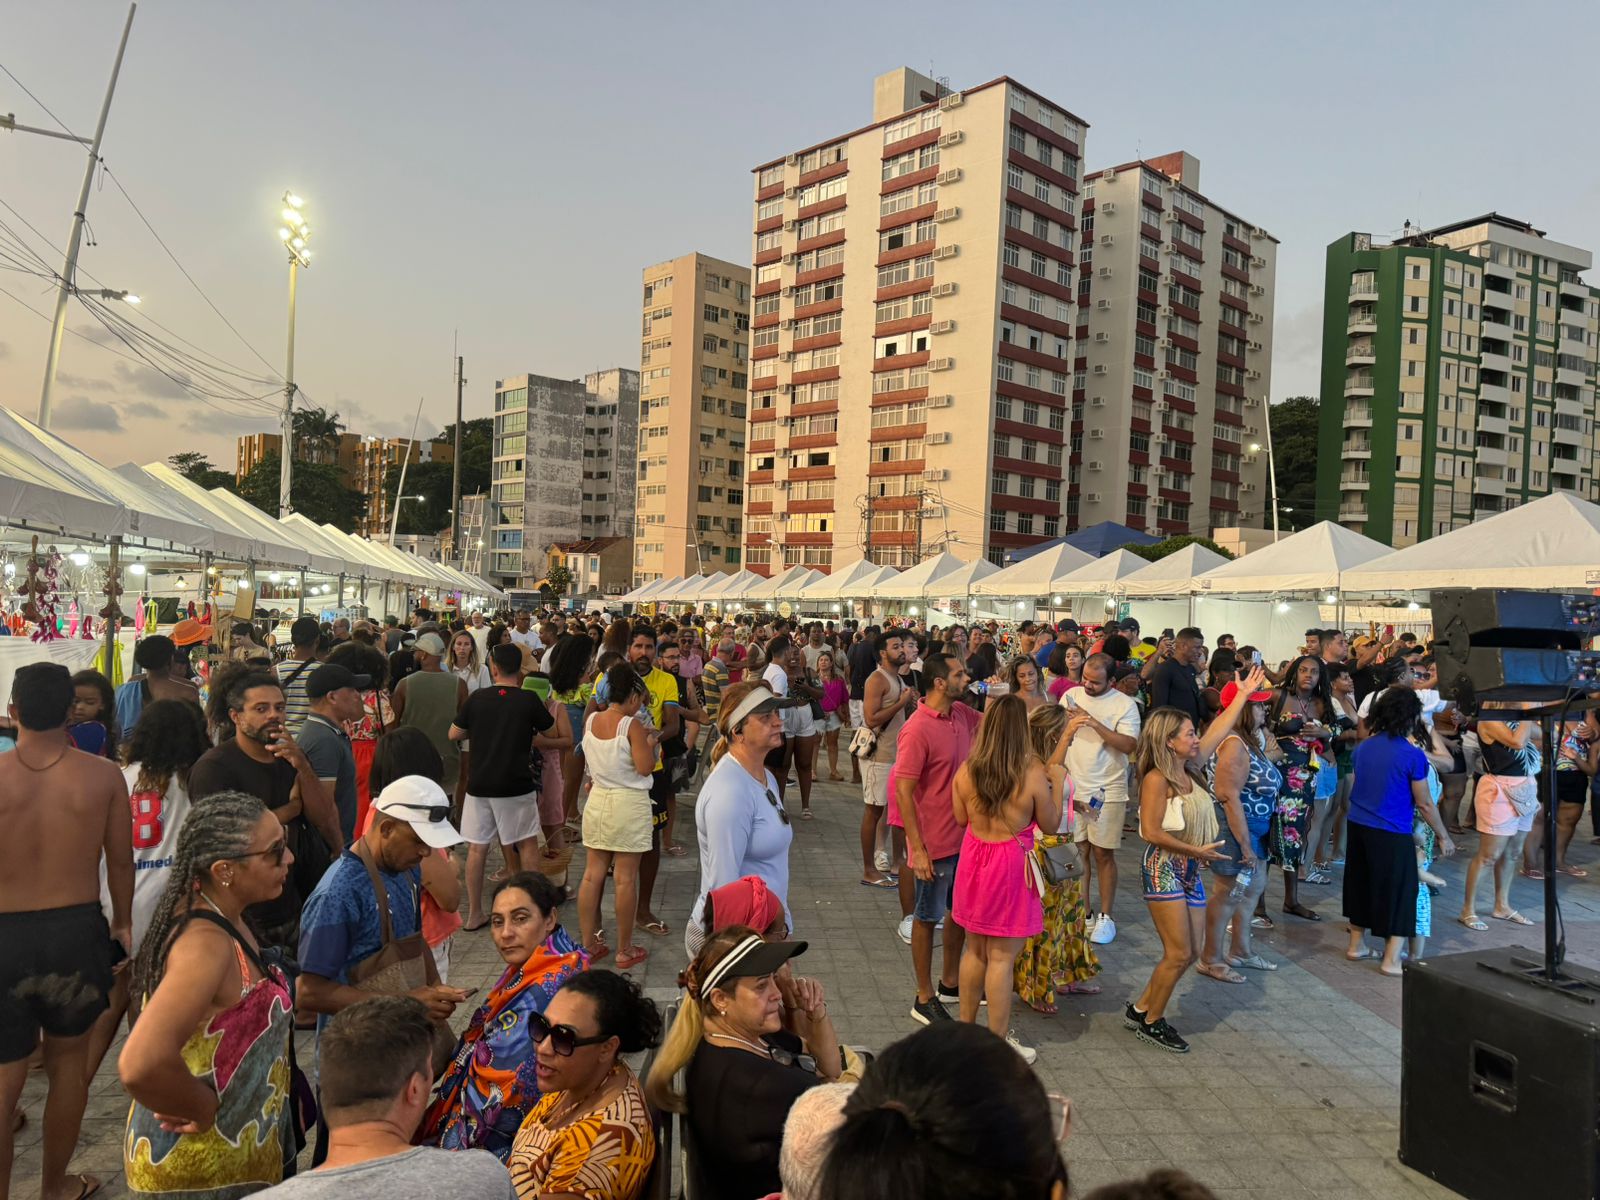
[1089,789,1105,813]
[1230,864,1254,901]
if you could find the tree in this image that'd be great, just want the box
[1121,535,1235,563]
[382,418,494,536]
[292,406,345,465]
[546,563,572,596]
[237,450,363,531]
[167,451,235,491]
[1268,396,1320,532]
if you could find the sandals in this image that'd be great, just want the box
[860,876,898,889]
[1457,915,1489,931]
[1520,868,1547,881]
[1229,953,1277,972]
[585,941,612,963]
[1345,947,1379,962]
[1283,903,1322,921]
[1196,962,1247,984]
[462,916,491,933]
[801,809,815,820]
[663,843,689,857]
[828,774,846,782]
[1558,866,1590,878]
[1250,914,1275,930]
[640,918,670,936]
[615,945,649,970]
[1492,909,1535,926]
[1301,870,1333,885]
[1054,980,1103,995]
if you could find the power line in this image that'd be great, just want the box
[0,59,82,141]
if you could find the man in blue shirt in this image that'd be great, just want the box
[1034,619,1079,671]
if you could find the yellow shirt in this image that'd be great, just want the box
[642,667,679,773]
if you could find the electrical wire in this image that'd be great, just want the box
[0,59,82,141]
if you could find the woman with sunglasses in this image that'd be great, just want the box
[420,872,588,1159]
[819,1022,1072,1200]
[646,927,836,1200]
[686,682,795,958]
[505,970,661,1199]
[120,791,298,1198]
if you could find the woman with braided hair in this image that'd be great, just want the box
[118,791,297,1198]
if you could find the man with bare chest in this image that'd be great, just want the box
[0,662,133,1200]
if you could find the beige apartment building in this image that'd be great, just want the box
[635,254,751,583]
[354,435,455,539]
[580,367,640,543]
[744,68,1088,572]
[1075,153,1276,535]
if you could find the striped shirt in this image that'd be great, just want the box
[277,657,320,734]
[702,658,730,719]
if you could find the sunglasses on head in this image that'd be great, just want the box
[764,788,791,825]
[383,801,451,823]
[528,1009,612,1057]
[230,838,288,866]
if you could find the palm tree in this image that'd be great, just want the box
[292,406,344,465]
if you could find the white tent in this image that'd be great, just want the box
[635,576,684,601]
[1117,543,1232,597]
[696,570,763,602]
[801,558,882,601]
[853,564,903,597]
[619,578,657,602]
[1051,547,1149,591]
[139,463,320,570]
[870,551,966,599]
[1193,521,1392,595]
[673,572,729,603]
[924,556,1001,599]
[970,543,1095,597]
[1341,493,1600,593]
[653,574,708,603]
[746,565,822,601]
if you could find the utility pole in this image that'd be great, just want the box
[912,488,925,562]
[275,192,312,518]
[451,351,465,561]
[37,2,136,429]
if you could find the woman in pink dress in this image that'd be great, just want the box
[950,693,1065,1065]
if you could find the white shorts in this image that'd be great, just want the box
[849,700,865,729]
[461,792,542,846]
[1073,795,1128,850]
[862,759,892,808]
[786,705,818,739]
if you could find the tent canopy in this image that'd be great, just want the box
[870,551,966,599]
[1194,521,1392,595]
[1117,543,1232,597]
[1006,521,1159,564]
[1051,547,1150,591]
[675,571,730,602]
[923,556,1000,599]
[653,574,708,602]
[697,570,764,601]
[972,543,1096,596]
[1341,493,1600,594]
[746,565,822,601]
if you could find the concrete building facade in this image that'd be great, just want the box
[744,68,1088,572]
[581,367,640,542]
[635,254,752,584]
[1075,153,1276,536]
[1318,216,1600,546]
[354,436,455,539]
[489,374,587,587]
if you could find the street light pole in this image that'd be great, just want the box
[37,2,137,429]
[1249,407,1281,544]
[276,192,311,518]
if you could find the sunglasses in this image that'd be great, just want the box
[767,1043,818,1073]
[764,788,791,826]
[230,838,288,866]
[383,801,451,823]
[528,1009,612,1057]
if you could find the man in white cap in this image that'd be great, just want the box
[296,776,471,1029]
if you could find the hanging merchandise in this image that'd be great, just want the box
[28,543,64,643]
[67,598,80,639]
[101,567,124,623]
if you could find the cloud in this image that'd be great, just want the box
[127,400,166,419]
[55,370,116,392]
[52,394,123,432]
[109,359,198,401]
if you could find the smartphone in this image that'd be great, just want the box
[1162,628,1174,640]
[1252,650,1263,666]
[459,987,479,1000]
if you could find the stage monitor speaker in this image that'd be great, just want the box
[1401,946,1600,1199]
[1431,588,1600,642]
[1431,587,1600,706]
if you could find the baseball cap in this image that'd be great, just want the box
[725,685,804,726]
[1220,680,1274,706]
[1056,619,1080,633]
[305,663,372,698]
[414,632,447,657]
[170,617,211,647]
[370,776,463,849]
[697,932,809,1000]
[1121,617,1141,631]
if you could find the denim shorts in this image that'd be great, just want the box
[1211,815,1270,879]
[912,853,959,923]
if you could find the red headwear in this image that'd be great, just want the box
[705,875,785,936]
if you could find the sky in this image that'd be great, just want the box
[3,0,1599,474]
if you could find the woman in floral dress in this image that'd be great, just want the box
[1014,705,1100,1013]
[1265,655,1336,922]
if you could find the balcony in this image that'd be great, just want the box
[1479,350,1512,375]
[1481,317,1512,341]
[1477,412,1508,437]
[1484,258,1515,281]
[1478,381,1511,406]
[1561,278,1590,302]
[1474,472,1507,496]
[1339,471,1371,489]
[1339,501,1369,521]
[1554,422,1585,446]
[1557,366,1589,388]
[1342,442,1372,460]
[1474,442,1508,467]
[1348,308,1378,333]
[1344,372,1375,397]
[1348,276,1379,302]
[1345,339,1377,365]
[1555,391,1587,418]
[1345,401,1373,426]
[1480,289,1513,316]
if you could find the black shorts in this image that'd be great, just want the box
[1556,771,1589,808]
[649,769,673,830]
[0,903,114,1062]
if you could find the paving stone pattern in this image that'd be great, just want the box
[18,773,1599,1200]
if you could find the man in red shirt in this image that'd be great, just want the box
[892,650,980,1025]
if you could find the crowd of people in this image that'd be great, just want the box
[1,597,1592,1200]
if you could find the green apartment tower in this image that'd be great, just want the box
[1318,215,1600,547]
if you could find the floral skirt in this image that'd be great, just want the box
[1014,838,1100,1014]
[1268,769,1315,870]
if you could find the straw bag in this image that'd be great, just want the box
[347,841,457,1076]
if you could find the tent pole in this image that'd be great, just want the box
[200,552,211,620]
[104,537,121,679]
[297,569,306,617]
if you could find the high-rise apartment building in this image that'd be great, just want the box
[354,435,455,539]
[488,370,639,590]
[1074,153,1276,536]
[743,68,1087,572]
[635,254,752,583]
[1318,216,1600,546]
[235,431,363,483]
[580,367,640,542]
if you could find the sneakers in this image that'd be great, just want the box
[936,982,985,1007]
[1122,1002,1147,1030]
[1089,914,1117,945]
[874,849,892,873]
[1006,1031,1038,1065]
[910,996,953,1025]
[1136,1017,1190,1054]
[898,915,914,944]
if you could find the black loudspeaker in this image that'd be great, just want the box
[1401,946,1600,1198]
[1431,588,1600,705]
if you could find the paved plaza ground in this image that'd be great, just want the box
[17,772,1600,1200]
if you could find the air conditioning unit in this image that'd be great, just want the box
[931,282,958,298]
[924,431,952,445]
[1090,396,1107,407]
[936,168,963,185]
[1103,168,1118,181]
[785,252,801,264]
[1092,364,1108,375]
[930,320,956,335]
[785,152,799,166]
[1157,338,1170,349]
[776,480,792,491]
[1249,284,1265,296]
[927,394,955,409]
[932,244,959,260]
[1247,341,1263,352]
[1251,256,1267,268]
[781,286,795,297]
[1164,212,1179,224]
[780,319,794,330]
[1088,429,1105,439]
[1242,454,1259,464]
[939,91,965,110]
[1086,460,1104,470]
[784,219,799,231]
[1096,298,1111,310]
[1159,305,1172,317]
[1245,369,1262,380]
[934,207,961,222]
[1100,234,1115,246]
[937,130,965,147]
[923,468,949,481]
[1245,424,1260,435]
[1097,267,1113,278]
[928,357,955,371]
[1248,312,1264,324]
[1093,331,1110,343]
[785,187,800,199]
[779,351,794,362]
[1241,483,1257,493]
[1086,492,1103,502]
